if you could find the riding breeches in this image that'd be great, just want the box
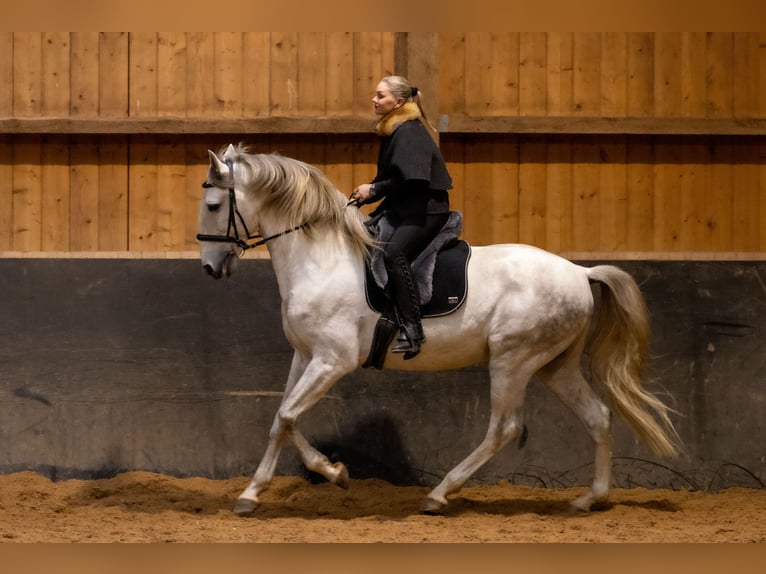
[383,213,449,318]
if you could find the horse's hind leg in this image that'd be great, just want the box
[421,354,533,514]
[537,350,612,512]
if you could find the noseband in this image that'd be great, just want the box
[196,158,307,251]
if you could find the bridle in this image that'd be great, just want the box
[195,158,307,251]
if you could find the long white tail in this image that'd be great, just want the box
[586,265,681,458]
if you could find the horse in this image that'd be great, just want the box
[197,143,681,516]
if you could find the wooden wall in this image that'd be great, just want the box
[1,32,764,256]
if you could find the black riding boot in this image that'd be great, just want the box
[386,256,425,359]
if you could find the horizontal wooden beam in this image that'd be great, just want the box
[0,116,375,135]
[439,116,766,136]
[1,116,765,136]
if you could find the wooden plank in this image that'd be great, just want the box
[571,138,600,251]
[625,137,654,251]
[40,135,70,251]
[13,33,42,117]
[270,32,298,117]
[654,33,682,118]
[600,33,627,117]
[462,138,494,245]
[353,33,386,116]
[325,32,354,117]
[438,33,466,116]
[544,136,573,252]
[490,135,518,245]
[129,138,159,251]
[598,136,627,251]
[440,136,465,226]
[681,33,707,117]
[706,33,734,118]
[761,33,766,119]
[653,139,683,251]
[69,136,100,251]
[129,32,158,117]
[627,33,654,117]
[214,32,243,117]
[0,139,13,249]
[70,33,99,117]
[297,32,326,116]
[733,33,759,118]
[242,33,270,117]
[12,137,42,251]
[519,33,546,116]
[405,33,439,126]
[707,138,733,251]
[732,139,760,250]
[41,32,70,116]
[572,33,600,116]
[157,33,187,118]
[186,33,216,116]
[680,140,707,251]
[186,139,215,251]
[489,33,519,116]
[323,134,355,198]
[157,141,187,251]
[381,31,396,78]
[99,33,129,117]
[546,32,573,116]
[518,135,546,246]
[464,32,492,115]
[98,138,129,251]
[0,33,12,115]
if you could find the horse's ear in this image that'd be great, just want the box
[208,149,228,180]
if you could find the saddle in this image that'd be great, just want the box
[362,210,471,369]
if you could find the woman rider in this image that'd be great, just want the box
[350,75,453,359]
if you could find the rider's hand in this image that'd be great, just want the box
[350,183,375,205]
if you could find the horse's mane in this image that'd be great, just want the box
[218,144,375,260]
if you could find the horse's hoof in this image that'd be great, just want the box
[567,502,590,515]
[332,463,349,490]
[568,496,593,514]
[420,497,446,515]
[233,498,258,516]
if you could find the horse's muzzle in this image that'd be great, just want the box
[202,251,237,279]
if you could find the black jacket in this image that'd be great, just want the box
[369,118,452,218]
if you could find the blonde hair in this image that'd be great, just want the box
[380,75,438,138]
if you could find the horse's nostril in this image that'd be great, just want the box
[203,264,221,279]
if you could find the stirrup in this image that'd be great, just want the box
[391,328,424,359]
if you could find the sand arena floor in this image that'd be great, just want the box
[1,470,764,543]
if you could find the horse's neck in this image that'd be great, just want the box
[266,233,364,301]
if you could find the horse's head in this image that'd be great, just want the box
[197,144,256,279]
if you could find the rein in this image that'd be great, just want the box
[196,159,307,251]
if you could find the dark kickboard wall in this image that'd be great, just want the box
[0,258,763,491]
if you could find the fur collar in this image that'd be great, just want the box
[375,102,422,136]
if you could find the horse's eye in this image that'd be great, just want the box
[207,203,221,212]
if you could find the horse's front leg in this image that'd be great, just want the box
[234,353,353,515]
[233,351,305,515]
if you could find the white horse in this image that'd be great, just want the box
[197,143,680,516]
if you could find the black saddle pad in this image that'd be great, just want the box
[364,239,471,318]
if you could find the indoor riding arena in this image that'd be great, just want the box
[1,32,765,543]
